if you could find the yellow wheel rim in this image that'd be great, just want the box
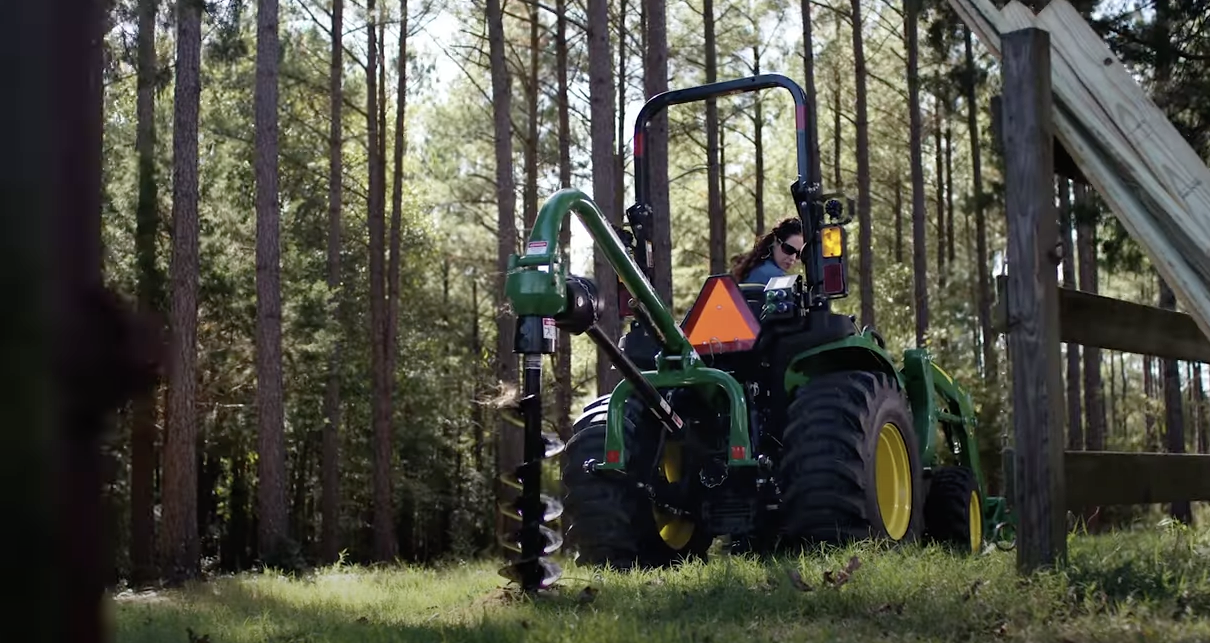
[874,422,913,540]
[653,441,695,550]
[969,491,983,553]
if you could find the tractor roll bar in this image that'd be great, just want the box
[628,73,823,301]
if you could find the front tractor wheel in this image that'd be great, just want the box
[777,370,924,547]
[562,404,711,569]
[924,466,983,555]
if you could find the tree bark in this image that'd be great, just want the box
[386,0,409,548]
[645,0,672,303]
[704,0,724,274]
[254,0,288,561]
[321,0,344,565]
[1195,361,1206,454]
[616,0,628,221]
[555,0,573,439]
[524,0,540,233]
[486,0,521,547]
[851,0,873,330]
[832,66,842,189]
[365,0,397,562]
[894,170,903,264]
[130,0,162,585]
[906,0,929,348]
[944,119,955,265]
[1074,183,1103,451]
[1145,351,1156,449]
[1158,276,1191,522]
[965,27,995,380]
[588,0,620,394]
[753,45,766,235]
[1057,178,1081,451]
[934,97,946,290]
[161,0,203,581]
[800,0,823,183]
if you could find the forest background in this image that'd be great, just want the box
[97,0,1210,585]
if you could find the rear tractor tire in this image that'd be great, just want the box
[562,402,711,569]
[777,370,924,547]
[924,466,983,555]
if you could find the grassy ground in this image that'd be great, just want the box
[112,523,1210,643]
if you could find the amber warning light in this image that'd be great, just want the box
[681,276,761,353]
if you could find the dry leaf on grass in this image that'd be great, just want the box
[824,556,862,589]
[962,580,987,601]
[785,567,813,592]
[873,602,905,615]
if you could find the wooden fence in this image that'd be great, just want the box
[992,26,1210,573]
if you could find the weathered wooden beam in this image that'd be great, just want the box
[1036,1,1210,262]
[997,0,1210,353]
[1065,451,1210,506]
[993,275,1210,362]
[1001,27,1067,573]
[990,94,1089,184]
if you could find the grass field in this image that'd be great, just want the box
[112,523,1210,643]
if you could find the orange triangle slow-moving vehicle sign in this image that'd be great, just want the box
[681,275,761,354]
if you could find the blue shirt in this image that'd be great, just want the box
[742,258,785,286]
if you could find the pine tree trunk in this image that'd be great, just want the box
[1158,277,1191,522]
[616,0,627,220]
[555,0,573,439]
[1074,184,1103,451]
[832,66,842,189]
[254,0,288,560]
[1058,179,1081,451]
[944,120,954,265]
[321,0,344,565]
[385,0,409,547]
[644,0,672,304]
[524,0,539,233]
[934,100,946,290]
[800,0,822,183]
[486,0,520,548]
[1145,351,1156,449]
[365,0,397,561]
[161,0,203,581]
[905,0,929,348]
[851,0,873,330]
[965,27,995,380]
[752,45,766,236]
[1195,362,1206,454]
[129,0,162,584]
[588,0,620,394]
[704,0,724,274]
[720,124,728,221]
[894,171,903,264]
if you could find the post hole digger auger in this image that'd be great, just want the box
[498,73,1016,593]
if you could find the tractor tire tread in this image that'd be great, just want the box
[924,465,981,554]
[776,369,923,545]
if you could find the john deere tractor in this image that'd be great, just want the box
[497,73,1013,591]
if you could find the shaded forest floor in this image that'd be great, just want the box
[112,524,1210,643]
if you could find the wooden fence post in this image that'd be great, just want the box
[1001,27,1067,573]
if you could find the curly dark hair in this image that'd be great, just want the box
[729,216,804,282]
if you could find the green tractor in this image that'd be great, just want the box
[498,73,1013,591]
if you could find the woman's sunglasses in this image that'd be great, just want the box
[777,239,800,258]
